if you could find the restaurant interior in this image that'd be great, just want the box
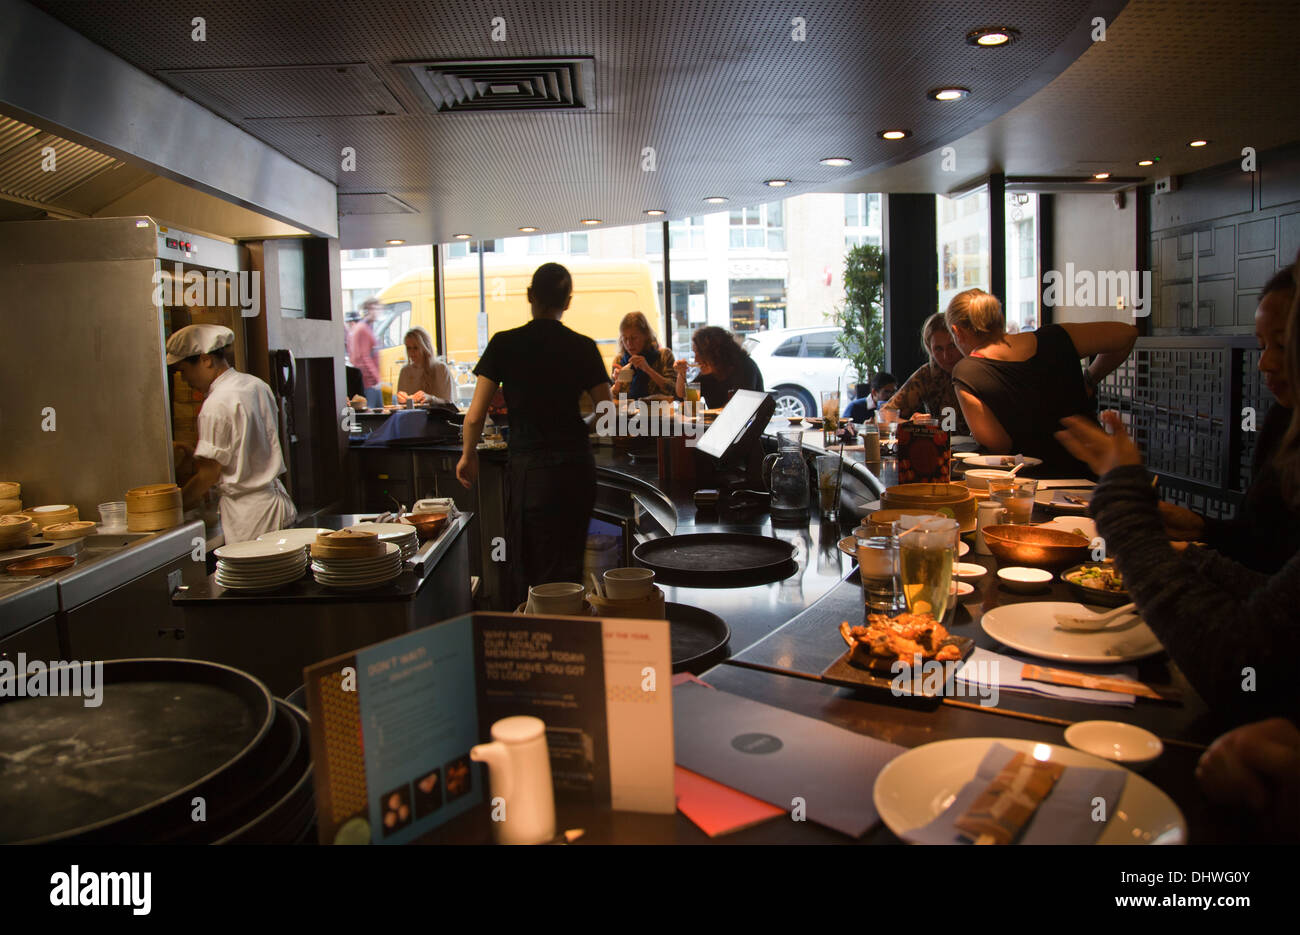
[0,0,1297,864]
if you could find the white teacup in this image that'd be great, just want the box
[603,567,655,600]
[527,582,586,614]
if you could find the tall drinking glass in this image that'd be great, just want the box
[814,454,842,522]
[857,535,900,614]
[991,478,1038,524]
[894,517,959,620]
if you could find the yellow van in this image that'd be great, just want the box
[371,258,658,403]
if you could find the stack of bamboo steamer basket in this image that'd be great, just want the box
[880,482,977,533]
[43,521,99,541]
[27,504,79,529]
[0,514,34,551]
[126,484,184,532]
[0,481,21,516]
[309,528,385,560]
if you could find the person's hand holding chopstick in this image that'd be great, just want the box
[1055,411,1142,476]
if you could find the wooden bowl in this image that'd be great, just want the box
[982,524,1090,571]
[403,513,449,542]
[7,555,75,576]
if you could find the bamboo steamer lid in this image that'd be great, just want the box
[28,504,79,528]
[126,504,184,532]
[42,521,98,540]
[0,482,19,500]
[311,529,384,559]
[0,498,21,515]
[126,484,183,513]
[881,483,977,531]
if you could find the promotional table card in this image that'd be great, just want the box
[304,612,675,844]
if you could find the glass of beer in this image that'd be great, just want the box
[857,535,900,613]
[990,478,1038,524]
[814,454,842,521]
[894,516,958,620]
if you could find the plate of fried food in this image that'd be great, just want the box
[821,611,975,697]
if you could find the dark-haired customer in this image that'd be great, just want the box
[948,288,1136,476]
[1055,409,1300,725]
[458,263,612,604]
[843,372,896,423]
[1158,267,1299,572]
[673,325,763,408]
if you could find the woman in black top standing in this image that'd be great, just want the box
[673,325,764,408]
[945,288,1137,476]
[458,263,613,604]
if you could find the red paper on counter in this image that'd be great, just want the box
[675,765,784,837]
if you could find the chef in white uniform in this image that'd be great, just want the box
[166,324,297,544]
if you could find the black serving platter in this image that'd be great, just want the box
[633,533,796,586]
[820,634,976,698]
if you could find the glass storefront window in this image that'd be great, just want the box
[1004,193,1039,333]
[937,188,990,311]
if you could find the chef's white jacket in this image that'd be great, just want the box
[195,367,297,544]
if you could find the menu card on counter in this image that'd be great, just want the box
[303,612,675,844]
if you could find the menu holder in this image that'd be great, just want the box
[302,612,675,844]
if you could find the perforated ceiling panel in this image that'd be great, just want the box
[30,0,1124,245]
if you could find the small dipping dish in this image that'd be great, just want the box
[1064,721,1163,768]
[954,562,988,581]
[997,566,1053,593]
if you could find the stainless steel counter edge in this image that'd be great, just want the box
[57,520,206,611]
[0,577,59,641]
[407,512,473,578]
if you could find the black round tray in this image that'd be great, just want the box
[0,658,274,845]
[633,533,796,586]
[666,602,731,674]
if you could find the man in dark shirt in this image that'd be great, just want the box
[458,264,613,604]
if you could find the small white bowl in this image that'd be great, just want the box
[962,469,1015,492]
[954,562,987,580]
[996,566,1053,593]
[1064,721,1163,768]
[949,581,975,599]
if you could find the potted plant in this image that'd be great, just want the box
[834,242,885,392]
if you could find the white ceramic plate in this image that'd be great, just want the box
[957,540,970,557]
[963,455,1043,469]
[1037,516,1098,540]
[1064,721,1164,767]
[954,562,987,580]
[347,522,419,541]
[981,601,1164,663]
[872,737,1186,844]
[1036,488,1093,512]
[950,581,975,598]
[255,527,334,550]
[316,572,402,589]
[215,540,306,561]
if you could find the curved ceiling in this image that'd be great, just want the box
[26,0,1125,246]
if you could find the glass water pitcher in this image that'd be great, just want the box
[762,430,811,520]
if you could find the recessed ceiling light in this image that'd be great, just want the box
[1188,139,1209,147]
[927,87,970,101]
[1093,172,1111,180]
[819,157,852,167]
[967,26,1020,46]
[1137,159,1156,167]
[453,233,471,240]
[643,209,666,216]
[764,179,791,187]
[517,226,537,233]
[579,218,602,225]
[385,239,404,245]
[878,130,911,141]
[703,196,729,204]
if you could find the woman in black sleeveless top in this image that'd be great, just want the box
[945,289,1137,476]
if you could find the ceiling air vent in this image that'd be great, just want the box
[337,193,417,216]
[400,58,595,113]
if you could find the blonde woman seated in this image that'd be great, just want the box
[610,311,676,398]
[396,327,457,406]
[945,289,1137,476]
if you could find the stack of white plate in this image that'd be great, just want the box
[347,522,419,560]
[214,541,308,591]
[256,527,335,556]
[312,541,403,590]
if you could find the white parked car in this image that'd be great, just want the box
[741,327,860,418]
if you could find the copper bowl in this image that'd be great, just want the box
[6,555,76,577]
[982,524,1090,571]
[403,512,449,542]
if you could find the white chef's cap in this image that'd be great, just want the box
[166,324,235,365]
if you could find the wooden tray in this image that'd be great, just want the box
[820,635,975,698]
[632,533,796,586]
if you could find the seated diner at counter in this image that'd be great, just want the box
[610,311,676,399]
[395,326,457,406]
[883,312,969,435]
[946,288,1137,476]
[674,325,764,408]
[843,372,896,422]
